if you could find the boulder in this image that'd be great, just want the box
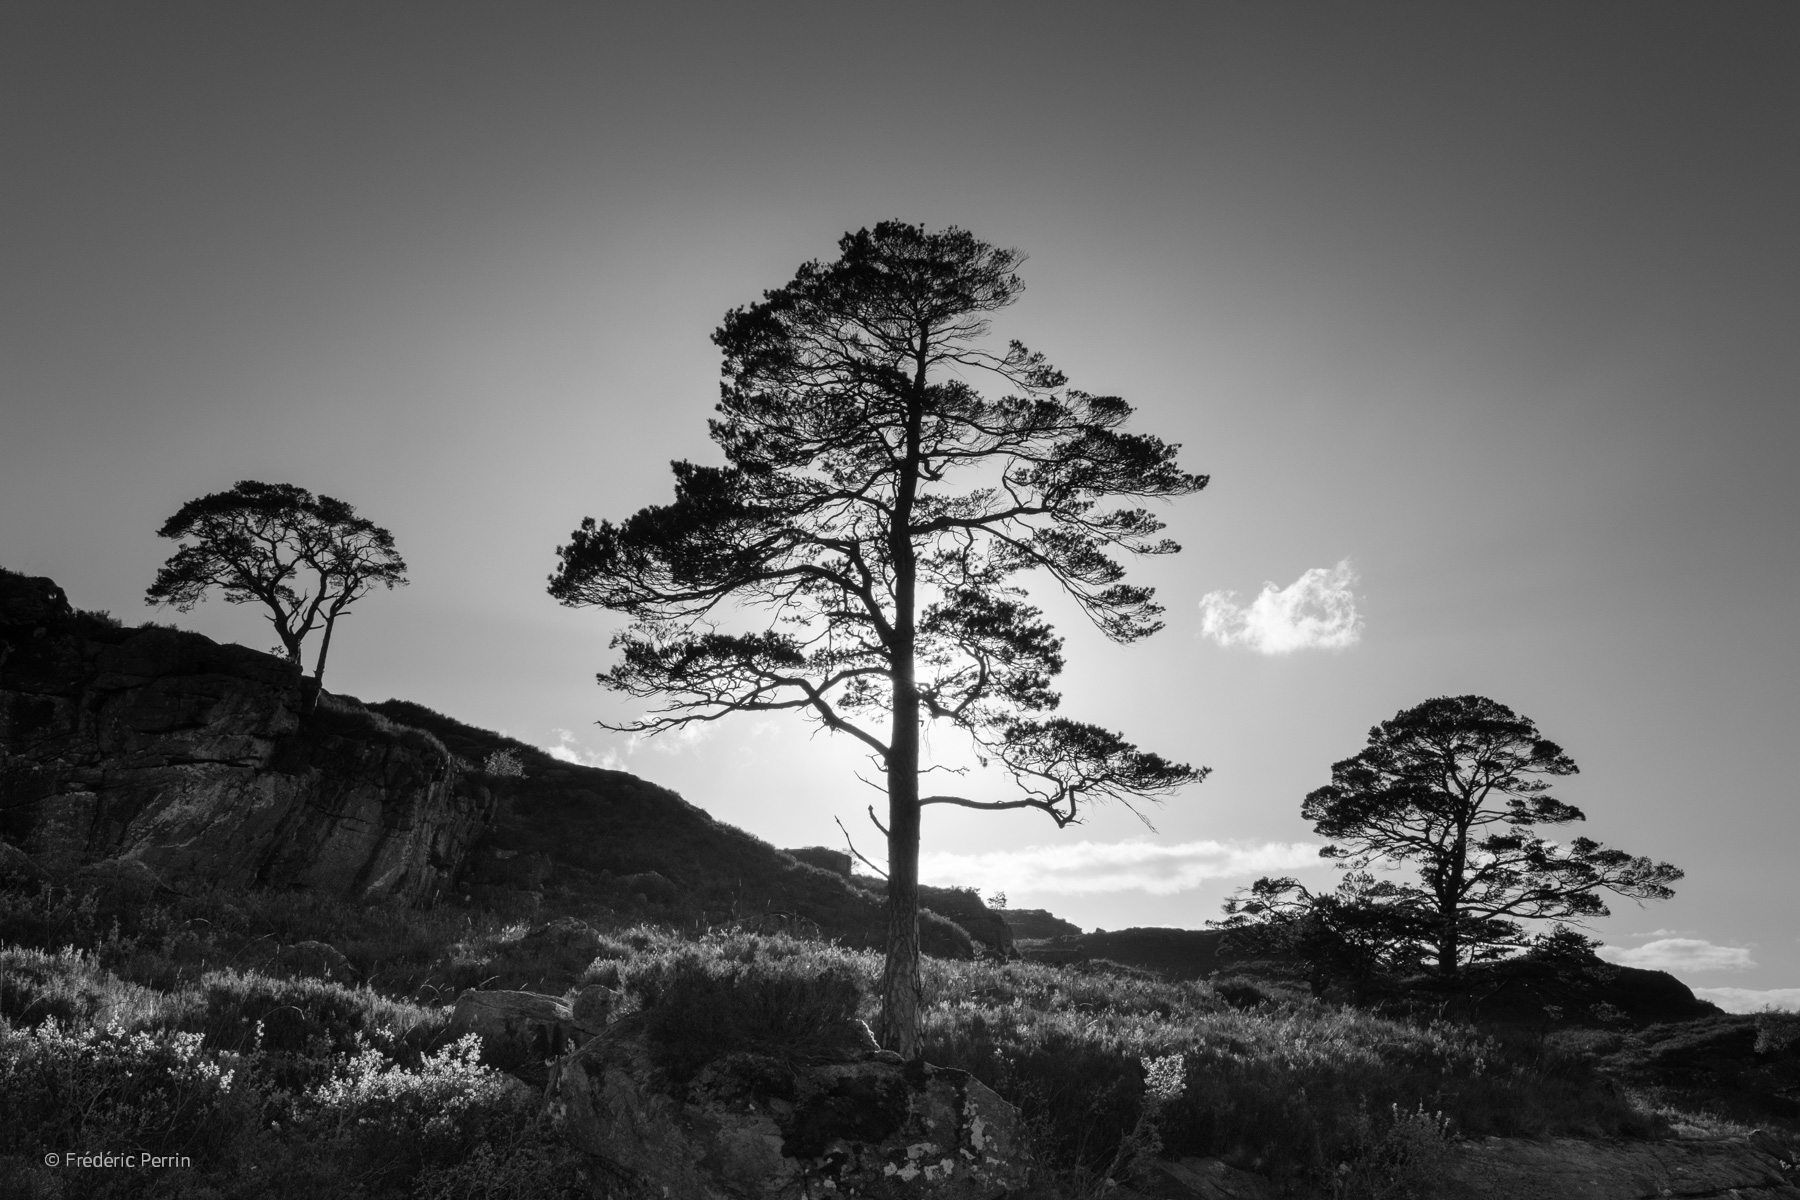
[449,989,580,1082]
[272,940,359,986]
[481,918,611,992]
[521,916,604,957]
[610,869,680,905]
[570,983,622,1032]
[547,1016,1027,1199]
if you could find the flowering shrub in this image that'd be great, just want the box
[0,1020,248,1160]
[283,1032,582,1196]
[483,748,526,778]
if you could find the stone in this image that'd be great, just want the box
[546,1016,1028,1199]
[570,983,622,1032]
[610,870,680,905]
[522,916,604,956]
[272,940,360,986]
[449,989,580,1082]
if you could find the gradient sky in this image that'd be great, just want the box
[3,3,1795,1009]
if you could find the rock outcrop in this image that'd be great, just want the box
[546,1016,1027,1199]
[1000,906,1083,940]
[0,569,494,901]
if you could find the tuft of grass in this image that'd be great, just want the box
[0,945,190,1031]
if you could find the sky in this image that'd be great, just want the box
[2,3,1795,1011]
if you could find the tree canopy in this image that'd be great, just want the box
[549,222,1208,1054]
[146,480,407,693]
[1223,695,1681,981]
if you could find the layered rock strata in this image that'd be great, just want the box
[0,570,493,900]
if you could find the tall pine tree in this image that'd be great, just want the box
[549,223,1208,1053]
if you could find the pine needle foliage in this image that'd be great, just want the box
[548,222,1209,1052]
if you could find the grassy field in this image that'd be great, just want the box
[6,869,1784,1200]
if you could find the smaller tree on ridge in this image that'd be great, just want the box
[146,480,407,694]
[1226,694,1681,982]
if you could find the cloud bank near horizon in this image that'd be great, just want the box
[920,839,1324,896]
[1199,559,1363,654]
[1600,937,1757,973]
[1690,987,1800,1015]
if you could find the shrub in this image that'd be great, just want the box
[483,748,526,778]
[189,970,446,1065]
[0,946,180,1031]
[627,945,866,1083]
[0,1021,251,1165]
[283,1033,582,1195]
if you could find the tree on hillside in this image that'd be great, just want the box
[146,481,408,696]
[548,222,1208,1055]
[1226,695,1681,983]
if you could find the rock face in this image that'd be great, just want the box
[0,570,494,901]
[547,1017,1027,1199]
[999,906,1083,941]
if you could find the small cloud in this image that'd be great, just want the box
[644,723,716,755]
[1691,987,1800,1014]
[542,723,715,769]
[542,728,626,770]
[1199,559,1363,654]
[919,839,1323,897]
[1599,938,1756,973]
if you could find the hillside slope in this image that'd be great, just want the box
[0,569,491,901]
[0,567,976,957]
[368,698,977,957]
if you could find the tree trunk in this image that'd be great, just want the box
[308,616,337,710]
[879,710,922,1057]
[1435,904,1461,980]
[877,355,927,1058]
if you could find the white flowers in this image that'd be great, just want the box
[1140,1052,1186,1103]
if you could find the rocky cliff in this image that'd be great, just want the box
[0,569,983,955]
[0,569,494,901]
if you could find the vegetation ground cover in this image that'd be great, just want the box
[6,869,1778,1200]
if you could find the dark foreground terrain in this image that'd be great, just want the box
[3,567,1797,1199]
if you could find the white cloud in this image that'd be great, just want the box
[645,723,716,755]
[1599,938,1757,973]
[1691,987,1800,1014]
[1199,559,1363,654]
[919,839,1323,897]
[542,722,715,769]
[542,728,626,770]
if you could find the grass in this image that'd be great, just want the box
[2,867,1793,1197]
